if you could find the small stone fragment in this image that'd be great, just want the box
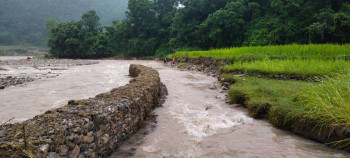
[48,152,60,158]
[59,145,68,156]
[233,104,241,107]
[223,82,230,87]
[209,84,217,90]
[99,134,110,145]
[83,131,94,144]
[40,144,49,153]
[0,130,4,138]
[69,145,80,158]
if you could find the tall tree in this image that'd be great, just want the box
[48,10,106,58]
[199,1,246,48]
[81,10,101,33]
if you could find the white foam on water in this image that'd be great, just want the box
[168,101,253,140]
[141,138,162,153]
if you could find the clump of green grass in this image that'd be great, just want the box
[34,55,46,59]
[229,76,313,118]
[230,74,350,127]
[281,74,350,127]
[171,44,350,61]
[268,74,350,149]
[219,74,239,84]
[221,59,350,78]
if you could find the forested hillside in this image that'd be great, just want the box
[47,0,350,58]
[0,0,128,46]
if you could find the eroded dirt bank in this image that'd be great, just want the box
[111,62,349,158]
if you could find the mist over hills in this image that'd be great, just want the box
[0,0,128,46]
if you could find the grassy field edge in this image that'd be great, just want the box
[175,54,350,151]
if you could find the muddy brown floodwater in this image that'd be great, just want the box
[0,57,348,157]
[112,62,350,158]
[0,57,158,124]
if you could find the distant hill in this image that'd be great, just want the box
[0,0,128,46]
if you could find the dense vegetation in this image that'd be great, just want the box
[46,0,350,58]
[0,0,128,46]
[48,11,109,58]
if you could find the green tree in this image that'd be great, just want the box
[170,0,231,48]
[48,10,106,58]
[126,0,157,38]
[81,10,101,33]
[199,1,246,48]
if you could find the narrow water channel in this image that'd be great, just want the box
[114,62,349,158]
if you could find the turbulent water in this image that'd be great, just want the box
[0,57,348,157]
[123,64,349,158]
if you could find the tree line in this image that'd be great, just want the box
[47,0,350,58]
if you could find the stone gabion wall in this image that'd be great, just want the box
[0,64,166,158]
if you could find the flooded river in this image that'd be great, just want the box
[0,57,348,157]
[117,64,349,158]
[0,58,149,123]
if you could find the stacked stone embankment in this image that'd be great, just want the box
[0,64,167,157]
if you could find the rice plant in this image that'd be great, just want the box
[171,44,350,61]
[293,74,350,127]
[221,59,350,77]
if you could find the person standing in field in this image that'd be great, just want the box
[172,56,176,66]
[163,57,167,64]
[171,49,177,66]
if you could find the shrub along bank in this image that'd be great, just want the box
[0,64,167,157]
[171,44,350,151]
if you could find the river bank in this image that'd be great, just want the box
[0,57,349,157]
[111,59,349,157]
[173,55,350,153]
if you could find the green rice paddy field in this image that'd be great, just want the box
[171,44,350,150]
[172,44,350,61]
